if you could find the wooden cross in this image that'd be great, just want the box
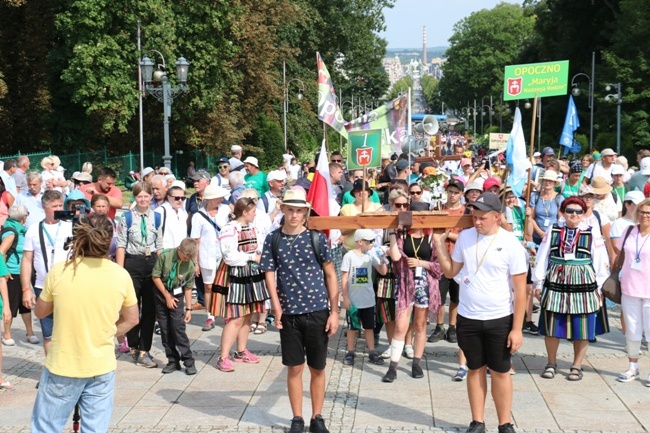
[307,211,473,230]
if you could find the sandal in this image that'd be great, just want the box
[567,366,583,381]
[541,363,557,379]
[0,382,14,390]
[249,322,259,333]
[254,324,267,334]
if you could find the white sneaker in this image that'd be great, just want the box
[380,348,392,359]
[403,345,414,359]
[26,335,40,344]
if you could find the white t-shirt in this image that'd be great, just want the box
[585,162,613,184]
[451,227,527,320]
[288,164,301,180]
[24,220,73,288]
[341,250,376,309]
[155,202,188,249]
[190,206,230,270]
[610,217,635,240]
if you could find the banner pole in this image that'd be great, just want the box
[362,165,367,213]
[323,122,329,154]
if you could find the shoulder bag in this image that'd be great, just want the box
[602,225,634,304]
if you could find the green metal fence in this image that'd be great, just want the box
[0,148,226,187]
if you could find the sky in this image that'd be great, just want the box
[380,0,516,48]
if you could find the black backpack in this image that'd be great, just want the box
[270,229,324,268]
[0,226,19,264]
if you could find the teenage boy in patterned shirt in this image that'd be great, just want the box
[260,189,339,433]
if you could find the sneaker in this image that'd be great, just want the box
[453,366,468,381]
[309,414,329,433]
[288,416,305,433]
[216,356,235,372]
[1,338,15,346]
[161,362,181,374]
[368,353,385,365]
[382,368,397,383]
[412,363,424,379]
[523,321,539,335]
[427,325,446,343]
[136,352,158,368]
[342,352,355,366]
[117,340,130,353]
[233,349,260,364]
[617,369,639,383]
[446,325,458,343]
[154,323,161,335]
[130,348,139,362]
[185,365,197,375]
[498,422,516,433]
[380,348,392,359]
[26,335,40,344]
[466,420,486,433]
[403,345,414,359]
[202,318,215,331]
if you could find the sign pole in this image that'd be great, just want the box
[362,165,367,213]
[524,94,539,236]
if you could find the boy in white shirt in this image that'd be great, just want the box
[341,229,388,366]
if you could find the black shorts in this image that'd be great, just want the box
[279,309,330,370]
[346,306,375,331]
[438,275,459,305]
[7,274,30,317]
[457,314,513,373]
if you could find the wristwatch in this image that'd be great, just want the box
[184,307,192,312]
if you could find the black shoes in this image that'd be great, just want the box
[161,362,180,374]
[309,414,329,433]
[446,325,458,343]
[382,368,397,383]
[185,365,197,375]
[466,420,486,433]
[288,416,305,433]
[427,325,446,343]
[498,422,517,433]
[412,363,424,379]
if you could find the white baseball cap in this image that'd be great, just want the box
[354,229,376,242]
[625,190,645,205]
[611,164,625,176]
[142,167,155,177]
[640,157,650,176]
[267,170,287,183]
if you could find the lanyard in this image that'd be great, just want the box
[635,229,650,262]
[410,235,423,260]
[42,222,61,265]
[475,232,498,275]
[541,197,552,217]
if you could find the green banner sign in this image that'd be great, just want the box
[347,129,382,170]
[503,60,569,101]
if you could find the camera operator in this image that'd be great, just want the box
[31,214,138,432]
[21,190,73,355]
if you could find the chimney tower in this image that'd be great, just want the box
[423,26,427,64]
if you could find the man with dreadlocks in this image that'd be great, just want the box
[31,214,139,432]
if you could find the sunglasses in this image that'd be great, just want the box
[331,159,342,163]
[171,196,186,201]
[394,203,409,209]
[410,190,422,195]
[218,165,229,169]
[564,208,584,215]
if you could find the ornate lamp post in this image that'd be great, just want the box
[283,61,305,151]
[140,52,190,170]
[571,72,594,152]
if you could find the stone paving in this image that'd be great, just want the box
[0,304,649,433]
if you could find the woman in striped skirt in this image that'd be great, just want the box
[214,197,270,372]
[532,196,610,381]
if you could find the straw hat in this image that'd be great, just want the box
[539,170,561,186]
[590,176,612,195]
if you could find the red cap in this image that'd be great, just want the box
[483,177,501,191]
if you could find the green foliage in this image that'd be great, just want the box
[420,75,439,113]
[439,3,536,110]
[387,75,412,101]
[249,113,284,172]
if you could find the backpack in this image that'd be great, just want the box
[270,229,324,268]
[123,210,162,244]
[261,195,270,213]
[0,226,19,264]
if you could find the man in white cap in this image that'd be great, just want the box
[230,145,245,172]
[610,190,645,246]
[243,157,268,197]
[258,170,286,221]
[627,156,650,192]
[585,148,617,184]
[141,167,155,183]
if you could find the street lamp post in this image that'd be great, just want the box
[140,52,190,170]
[605,82,622,155]
[571,72,594,153]
[480,96,494,136]
[282,61,305,151]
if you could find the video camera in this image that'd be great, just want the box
[54,205,88,250]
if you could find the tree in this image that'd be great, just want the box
[386,75,412,101]
[439,2,536,110]
[420,74,439,113]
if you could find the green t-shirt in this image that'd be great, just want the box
[341,189,381,206]
[244,171,269,197]
[152,249,196,291]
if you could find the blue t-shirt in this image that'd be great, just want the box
[260,230,331,315]
[532,192,564,242]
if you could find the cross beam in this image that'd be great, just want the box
[307,212,473,230]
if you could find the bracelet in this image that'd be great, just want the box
[22,287,31,293]
[185,307,192,312]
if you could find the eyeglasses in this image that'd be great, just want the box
[638,211,650,217]
[331,159,342,163]
[171,196,186,201]
[394,203,409,209]
[218,165,229,169]
[581,194,595,200]
[410,190,422,195]
[564,208,584,215]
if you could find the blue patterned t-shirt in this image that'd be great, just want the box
[260,229,331,315]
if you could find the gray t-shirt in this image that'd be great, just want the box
[341,250,376,309]
[627,171,649,192]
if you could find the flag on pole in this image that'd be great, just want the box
[505,107,531,198]
[559,95,581,155]
[306,139,333,217]
[317,53,348,139]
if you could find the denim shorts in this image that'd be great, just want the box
[34,287,53,340]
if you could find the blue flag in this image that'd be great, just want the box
[506,108,531,198]
[559,96,580,155]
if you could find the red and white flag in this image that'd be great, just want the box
[307,140,332,217]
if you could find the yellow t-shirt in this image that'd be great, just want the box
[40,258,137,378]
